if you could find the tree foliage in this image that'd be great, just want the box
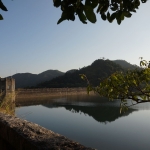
[80,58,150,113]
[53,0,147,25]
[0,0,148,24]
[0,0,7,20]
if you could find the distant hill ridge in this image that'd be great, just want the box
[8,59,140,88]
[9,70,64,88]
[37,59,124,88]
[113,60,140,70]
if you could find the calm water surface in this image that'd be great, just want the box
[15,95,150,150]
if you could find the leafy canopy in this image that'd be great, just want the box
[53,0,147,25]
[0,0,148,24]
[0,0,7,20]
[80,58,150,113]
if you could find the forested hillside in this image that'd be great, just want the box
[11,59,140,88]
[113,60,140,70]
[9,70,64,88]
[37,59,124,88]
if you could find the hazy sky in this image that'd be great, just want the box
[0,0,150,77]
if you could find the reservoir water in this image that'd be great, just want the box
[15,95,150,150]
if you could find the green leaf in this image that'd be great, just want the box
[57,17,65,24]
[132,9,136,12]
[110,4,118,11]
[91,0,99,8]
[121,13,124,20]
[123,11,132,18]
[57,11,68,24]
[85,0,91,6]
[96,4,102,13]
[0,0,8,11]
[70,14,75,21]
[116,11,122,25]
[85,0,98,8]
[53,0,61,7]
[141,0,147,3]
[84,5,96,23]
[120,107,122,114]
[100,6,108,14]
[110,88,113,92]
[80,74,87,80]
[0,14,3,20]
[77,10,87,24]
[135,0,140,6]
[109,13,116,23]
[101,13,106,21]
[57,6,75,24]
[111,7,117,11]
[107,12,110,20]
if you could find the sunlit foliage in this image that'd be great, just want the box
[80,58,150,113]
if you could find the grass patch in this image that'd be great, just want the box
[0,92,15,115]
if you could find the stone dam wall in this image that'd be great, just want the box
[15,88,97,106]
[16,88,88,97]
[0,113,95,150]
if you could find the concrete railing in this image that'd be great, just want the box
[0,113,95,150]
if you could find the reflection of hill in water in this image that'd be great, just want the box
[42,103,137,123]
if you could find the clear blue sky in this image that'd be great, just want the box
[0,0,150,77]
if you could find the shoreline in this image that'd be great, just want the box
[15,88,98,106]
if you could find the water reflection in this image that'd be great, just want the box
[43,103,137,123]
[16,95,139,123]
[15,95,150,150]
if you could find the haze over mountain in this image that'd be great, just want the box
[113,60,141,70]
[9,70,64,88]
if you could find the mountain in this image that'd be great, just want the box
[113,60,140,70]
[9,70,64,88]
[11,59,140,88]
[37,59,124,88]
[66,69,78,74]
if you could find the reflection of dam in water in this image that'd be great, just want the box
[14,96,150,150]
[15,94,139,123]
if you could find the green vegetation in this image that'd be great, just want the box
[0,0,7,20]
[0,93,15,115]
[37,59,124,88]
[10,70,64,88]
[1,0,150,113]
[36,59,141,88]
[80,58,150,113]
[6,59,141,89]
[113,60,141,70]
[0,0,148,24]
[53,0,147,24]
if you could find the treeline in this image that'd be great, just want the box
[36,59,124,88]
